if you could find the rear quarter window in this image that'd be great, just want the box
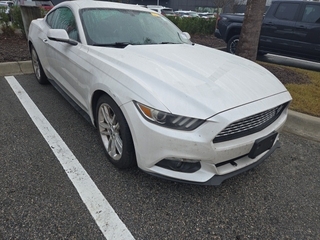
[302,4,320,23]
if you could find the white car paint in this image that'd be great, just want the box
[86,44,288,118]
[28,1,292,185]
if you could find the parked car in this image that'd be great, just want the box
[215,0,320,62]
[0,0,13,8]
[28,1,291,185]
[31,1,54,11]
[0,1,14,19]
[198,12,216,19]
[175,10,199,18]
[40,3,54,11]
[146,5,175,16]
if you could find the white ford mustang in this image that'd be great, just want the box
[28,0,292,185]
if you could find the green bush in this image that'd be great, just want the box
[167,16,216,35]
[11,6,26,37]
[0,6,15,36]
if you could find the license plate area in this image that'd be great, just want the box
[248,132,278,159]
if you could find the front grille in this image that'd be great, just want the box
[213,102,288,143]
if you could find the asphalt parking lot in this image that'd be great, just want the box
[1,73,319,239]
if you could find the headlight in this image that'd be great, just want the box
[135,102,205,131]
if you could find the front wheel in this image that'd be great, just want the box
[96,94,136,169]
[227,35,239,54]
[31,45,48,84]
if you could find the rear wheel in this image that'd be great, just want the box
[96,94,136,169]
[227,35,239,54]
[31,45,48,84]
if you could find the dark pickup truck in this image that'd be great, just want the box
[215,0,320,62]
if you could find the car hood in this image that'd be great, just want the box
[89,43,289,119]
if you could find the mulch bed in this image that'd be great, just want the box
[0,33,310,85]
[260,63,310,85]
[0,34,30,62]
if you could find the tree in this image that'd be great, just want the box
[236,0,266,61]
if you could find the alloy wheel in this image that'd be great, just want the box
[31,49,41,80]
[98,103,123,161]
[230,39,239,54]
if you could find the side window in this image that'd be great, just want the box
[274,3,299,21]
[46,10,56,28]
[302,5,320,23]
[46,7,79,41]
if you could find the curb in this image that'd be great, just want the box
[0,60,33,76]
[283,110,320,142]
[1,61,319,142]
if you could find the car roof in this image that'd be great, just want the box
[0,1,13,4]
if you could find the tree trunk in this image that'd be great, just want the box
[236,0,266,61]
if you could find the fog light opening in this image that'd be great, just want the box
[156,158,201,173]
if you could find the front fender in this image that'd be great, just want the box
[225,23,242,43]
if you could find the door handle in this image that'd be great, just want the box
[296,25,307,29]
[264,22,274,27]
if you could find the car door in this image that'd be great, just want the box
[293,3,320,61]
[45,7,92,111]
[260,2,300,54]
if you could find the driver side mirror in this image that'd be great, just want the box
[47,29,78,46]
[182,32,191,40]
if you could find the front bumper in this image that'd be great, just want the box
[147,141,280,185]
[121,93,290,185]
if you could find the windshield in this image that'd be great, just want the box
[80,8,191,46]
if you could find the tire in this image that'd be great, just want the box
[31,45,48,84]
[227,35,239,54]
[96,94,136,169]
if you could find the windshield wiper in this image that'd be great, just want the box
[93,42,131,48]
[160,42,178,44]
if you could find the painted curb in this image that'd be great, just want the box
[1,61,319,142]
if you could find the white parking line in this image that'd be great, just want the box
[5,76,135,240]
